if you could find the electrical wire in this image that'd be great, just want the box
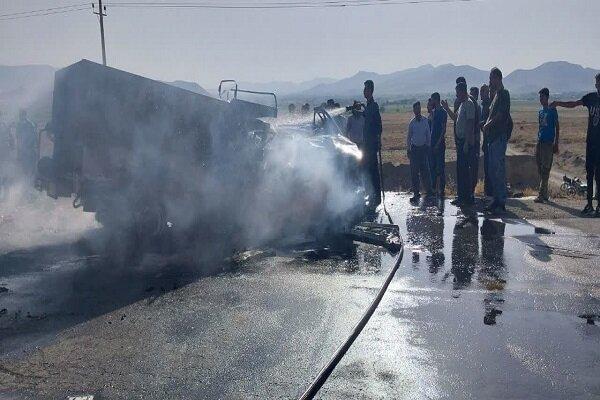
[0,0,479,20]
[106,0,479,9]
[0,6,90,21]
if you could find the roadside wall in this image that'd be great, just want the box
[382,154,539,191]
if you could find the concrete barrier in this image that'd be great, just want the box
[382,153,539,191]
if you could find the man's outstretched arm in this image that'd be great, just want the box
[550,100,583,109]
[554,117,560,154]
[441,100,457,121]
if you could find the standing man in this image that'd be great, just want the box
[483,67,511,214]
[362,80,383,209]
[427,98,434,125]
[442,82,476,206]
[480,84,493,198]
[535,88,560,203]
[469,86,482,193]
[345,100,365,149]
[0,111,15,199]
[407,101,432,203]
[15,109,37,179]
[429,92,448,197]
[551,73,600,216]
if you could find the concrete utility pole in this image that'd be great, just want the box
[93,0,107,66]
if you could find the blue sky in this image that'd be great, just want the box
[1,0,599,88]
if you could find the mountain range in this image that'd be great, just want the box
[282,61,599,100]
[1,61,598,119]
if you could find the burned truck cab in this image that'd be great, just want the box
[38,60,275,251]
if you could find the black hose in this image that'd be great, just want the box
[297,244,404,400]
[378,145,393,225]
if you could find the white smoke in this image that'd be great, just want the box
[241,125,364,247]
[0,181,98,254]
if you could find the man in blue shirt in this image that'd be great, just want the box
[535,88,560,203]
[429,92,448,197]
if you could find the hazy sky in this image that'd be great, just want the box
[1,0,599,88]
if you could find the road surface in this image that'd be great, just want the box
[1,193,599,399]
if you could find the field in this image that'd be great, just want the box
[380,100,590,179]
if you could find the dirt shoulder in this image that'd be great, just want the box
[505,196,600,235]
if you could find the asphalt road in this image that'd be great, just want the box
[1,194,599,399]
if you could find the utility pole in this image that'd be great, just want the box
[93,0,107,66]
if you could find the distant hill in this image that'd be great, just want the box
[289,62,600,100]
[238,77,336,97]
[165,80,210,96]
[504,61,599,94]
[292,64,490,99]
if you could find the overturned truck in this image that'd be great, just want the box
[38,60,366,258]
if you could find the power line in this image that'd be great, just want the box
[107,0,397,6]
[0,0,479,21]
[106,0,479,9]
[0,3,88,18]
[0,6,89,21]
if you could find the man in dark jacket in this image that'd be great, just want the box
[551,73,600,217]
[480,84,492,197]
[362,80,382,209]
[483,67,511,214]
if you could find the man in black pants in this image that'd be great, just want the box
[480,84,493,197]
[552,73,600,217]
[442,82,476,206]
[407,101,432,203]
[429,92,448,198]
[469,86,482,193]
[361,79,383,209]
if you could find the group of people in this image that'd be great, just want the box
[344,69,600,218]
[406,67,511,214]
[288,102,313,115]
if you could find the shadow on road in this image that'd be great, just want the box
[0,231,226,356]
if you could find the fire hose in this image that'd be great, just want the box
[378,143,393,225]
[297,243,404,399]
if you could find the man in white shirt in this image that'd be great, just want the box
[442,82,476,206]
[407,101,432,202]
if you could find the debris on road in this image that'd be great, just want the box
[484,308,503,325]
[0,286,8,293]
[230,249,275,266]
[345,222,402,253]
[578,314,599,325]
[534,226,555,234]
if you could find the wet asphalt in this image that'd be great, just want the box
[1,193,599,399]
